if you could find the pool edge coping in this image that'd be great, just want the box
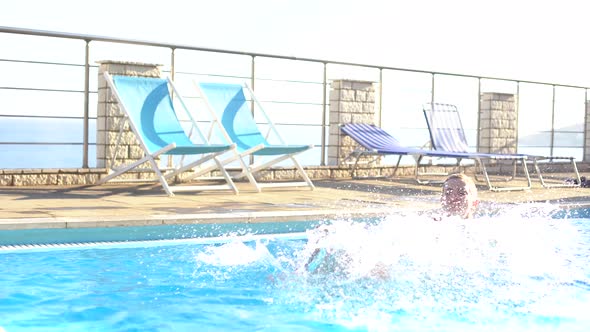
[0,207,395,230]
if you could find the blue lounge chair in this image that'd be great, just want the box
[194,82,315,191]
[98,72,239,196]
[423,102,580,188]
[340,122,532,191]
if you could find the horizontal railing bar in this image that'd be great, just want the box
[256,101,324,106]
[173,71,324,85]
[0,142,337,148]
[2,26,589,90]
[258,123,323,127]
[253,77,325,85]
[520,131,584,134]
[175,71,324,85]
[0,114,97,120]
[0,58,96,68]
[7,143,574,148]
[520,146,583,148]
[15,141,583,148]
[0,86,97,94]
[180,95,324,107]
[172,71,250,80]
[188,120,323,127]
[0,142,96,146]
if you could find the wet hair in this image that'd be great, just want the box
[443,173,477,199]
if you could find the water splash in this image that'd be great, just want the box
[195,239,272,266]
[275,208,589,330]
[188,205,590,330]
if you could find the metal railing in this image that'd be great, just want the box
[1,26,588,169]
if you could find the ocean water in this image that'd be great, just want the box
[0,118,421,169]
[0,117,583,169]
[0,118,324,169]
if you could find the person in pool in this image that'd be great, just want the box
[303,173,480,275]
[439,173,479,219]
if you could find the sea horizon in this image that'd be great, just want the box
[0,118,582,169]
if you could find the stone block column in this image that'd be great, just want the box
[478,92,518,154]
[96,61,162,169]
[327,79,376,166]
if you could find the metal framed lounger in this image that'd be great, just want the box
[193,81,315,192]
[340,123,531,192]
[98,72,239,196]
[423,102,580,189]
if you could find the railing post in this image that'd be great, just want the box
[378,68,383,127]
[584,89,589,161]
[167,47,176,168]
[321,62,327,166]
[170,48,176,81]
[249,55,256,165]
[550,85,556,157]
[476,78,481,152]
[514,81,520,153]
[431,73,435,105]
[250,55,256,105]
[82,39,90,168]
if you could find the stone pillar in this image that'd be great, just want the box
[96,61,162,169]
[478,92,518,154]
[327,79,376,166]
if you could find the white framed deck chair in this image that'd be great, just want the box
[423,102,580,189]
[98,72,239,196]
[340,123,532,191]
[193,82,315,192]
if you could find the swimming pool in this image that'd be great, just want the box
[1,207,589,331]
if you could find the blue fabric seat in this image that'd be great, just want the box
[195,82,314,192]
[98,73,239,196]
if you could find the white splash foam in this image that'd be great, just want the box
[195,239,271,266]
[281,208,590,329]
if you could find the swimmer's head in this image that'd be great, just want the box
[441,173,479,219]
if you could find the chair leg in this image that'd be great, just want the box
[233,153,314,191]
[392,155,402,177]
[163,153,218,180]
[98,156,151,184]
[237,154,261,193]
[144,157,174,196]
[533,158,581,188]
[290,156,315,190]
[351,153,361,178]
[474,160,517,183]
[476,158,531,191]
[214,157,239,194]
[164,150,240,195]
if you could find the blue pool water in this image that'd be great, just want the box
[1,208,590,331]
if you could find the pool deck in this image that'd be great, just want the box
[1,175,590,230]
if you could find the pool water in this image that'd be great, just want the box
[1,209,590,331]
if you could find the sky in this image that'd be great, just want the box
[2,0,590,87]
